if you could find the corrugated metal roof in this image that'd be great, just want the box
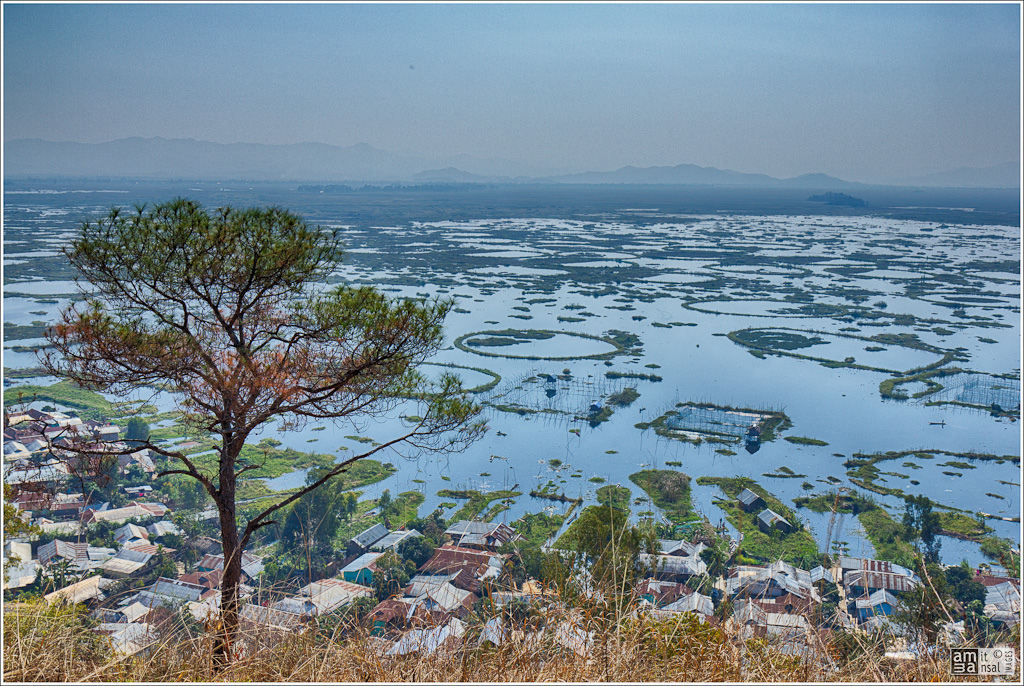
[342,551,385,573]
[241,603,303,631]
[844,571,919,594]
[657,539,706,557]
[306,580,372,614]
[856,589,898,609]
[757,509,791,527]
[662,592,713,616]
[197,552,263,578]
[105,622,158,657]
[640,553,707,577]
[272,597,313,616]
[985,582,1021,612]
[38,539,89,565]
[421,545,504,575]
[87,547,117,562]
[371,529,422,552]
[113,523,149,545]
[738,488,763,505]
[445,521,519,546]
[839,556,913,577]
[109,554,148,575]
[121,601,152,623]
[150,577,204,603]
[479,617,506,646]
[421,582,472,612]
[386,617,466,656]
[146,520,182,538]
[446,521,495,536]
[809,566,834,584]
[298,577,372,598]
[351,523,389,549]
[44,575,115,604]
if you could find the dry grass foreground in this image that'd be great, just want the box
[3,600,978,683]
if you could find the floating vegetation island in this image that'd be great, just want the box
[453,328,639,361]
[637,402,791,445]
[728,326,960,374]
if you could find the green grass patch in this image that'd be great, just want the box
[605,371,662,382]
[857,507,917,567]
[763,466,807,479]
[784,436,829,446]
[390,491,426,527]
[980,537,1020,575]
[596,484,631,510]
[629,470,698,525]
[607,387,640,407]
[793,490,878,515]
[513,511,567,549]
[938,460,976,470]
[3,379,114,418]
[438,488,522,521]
[938,512,992,539]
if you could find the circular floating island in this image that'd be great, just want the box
[420,362,502,393]
[710,264,811,277]
[728,326,953,374]
[453,328,628,361]
[684,298,848,318]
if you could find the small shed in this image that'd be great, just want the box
[737,488,766,513]
[113,523,150,546]
[855,589,899,622]
[371,528,422,553]
[756,509,793,535]
[347,523,389,557]
[745,425,761,445]
[99,547,154,578]
[341,551,385,586]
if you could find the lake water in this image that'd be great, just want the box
[3,185,1019,568]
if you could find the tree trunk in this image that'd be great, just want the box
[214,480,241,666]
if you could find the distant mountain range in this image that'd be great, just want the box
[2,137,1018,189]
[542,165,856,188]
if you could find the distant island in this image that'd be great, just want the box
[808,192,868,207]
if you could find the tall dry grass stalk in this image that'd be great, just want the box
[3,598,978,683]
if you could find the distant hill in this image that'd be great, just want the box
[546,164,857,189]
[898,162,1019,189]
[7,136,1012,189]
[3,137,440,181]
[2,137,549,182]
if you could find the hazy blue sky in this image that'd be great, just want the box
[3,2,1020,182]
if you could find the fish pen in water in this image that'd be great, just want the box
[660,402,772,441]
[926,373,1021,412]
[483,371,630,418]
